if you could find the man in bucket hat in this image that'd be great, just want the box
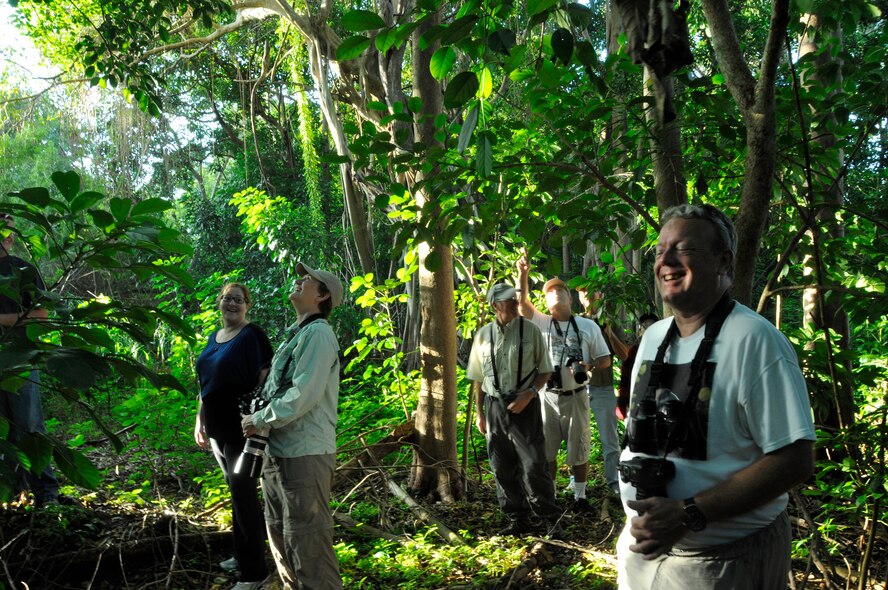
[466,283,563,537]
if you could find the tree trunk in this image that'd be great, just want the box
[643,70,688,213]
[701,0,789,305]
[408,8,464,501]
[798,13,855,429]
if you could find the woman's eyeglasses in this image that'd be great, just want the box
[221,295,246,305]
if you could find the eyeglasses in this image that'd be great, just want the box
[653,245,713,259]
[221,295,246,304]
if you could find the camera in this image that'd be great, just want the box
[547,368,562,390]
[234,384,271,478]
[621,395,687,499]
[234,433,269,478]
[618,456,675,500]
[566,356,587,384]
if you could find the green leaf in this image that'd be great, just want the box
[7,187,50,207]
[131,198,172,217]
[551,28,574,64]
[45,350,99,390]
[538,59,561,88]
[52,441,101,490]
[528,0,559,16]
[458,103,479,154]
[476,131,493,177]
[51,171,80,201]
[89,209,116,229]
[444,71,480,109]
[440,15,478,46]
[18,432,52,475]
[320,153,351,164]
[375,27,399,53]
[342,9,386,32]
[78,404,124,452]
[110,197,131,221]
[70,191,103,213]
[488,27,516,56]
[478,66,494,99]
[430,46,456,80]
[336,35,372,61]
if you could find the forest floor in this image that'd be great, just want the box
[1,440,884,589]
[0,476,623,589]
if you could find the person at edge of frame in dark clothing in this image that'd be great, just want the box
[0,213,60,507]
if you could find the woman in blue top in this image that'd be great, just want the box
[195,283,272,589]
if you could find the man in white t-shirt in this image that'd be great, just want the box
[617,204,815,590]
[517,253,610,513]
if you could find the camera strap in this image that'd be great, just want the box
[278,313,325,389]
[549,315,581,367]
[641,291,735,457]
[489,318,535,396]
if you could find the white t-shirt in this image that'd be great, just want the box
[619,303,815,547]
[529,310,609,391]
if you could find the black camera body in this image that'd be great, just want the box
[618,456,675,500]
[548,356,587,389]
[234,385,270,478]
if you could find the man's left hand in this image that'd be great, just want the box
[625,497,688,559]
[506,389,535,414]
[241,414,258,438]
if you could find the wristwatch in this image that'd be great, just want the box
[529,385,539,396]
[682,497,707,532]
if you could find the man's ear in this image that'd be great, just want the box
[718,250,734,276]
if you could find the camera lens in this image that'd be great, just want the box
[234,434,269,478]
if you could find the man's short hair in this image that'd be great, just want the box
[661,204,737,278]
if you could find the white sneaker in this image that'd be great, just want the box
[230,576,269,590]
[219,556,238,572]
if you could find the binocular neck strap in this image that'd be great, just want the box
[645,292,736,458]
[490,317,525,396]
[644,292,735,397]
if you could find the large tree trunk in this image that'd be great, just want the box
[798,14,855,429]
[701,0,789,305]
[643,70,687,213]
[408,8,464,501]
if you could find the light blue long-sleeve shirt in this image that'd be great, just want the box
[252,319,340,457]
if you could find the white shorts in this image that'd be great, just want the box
[541,388,591,465]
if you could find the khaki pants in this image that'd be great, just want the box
[618,511,792,590]
[262,454,342,590]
